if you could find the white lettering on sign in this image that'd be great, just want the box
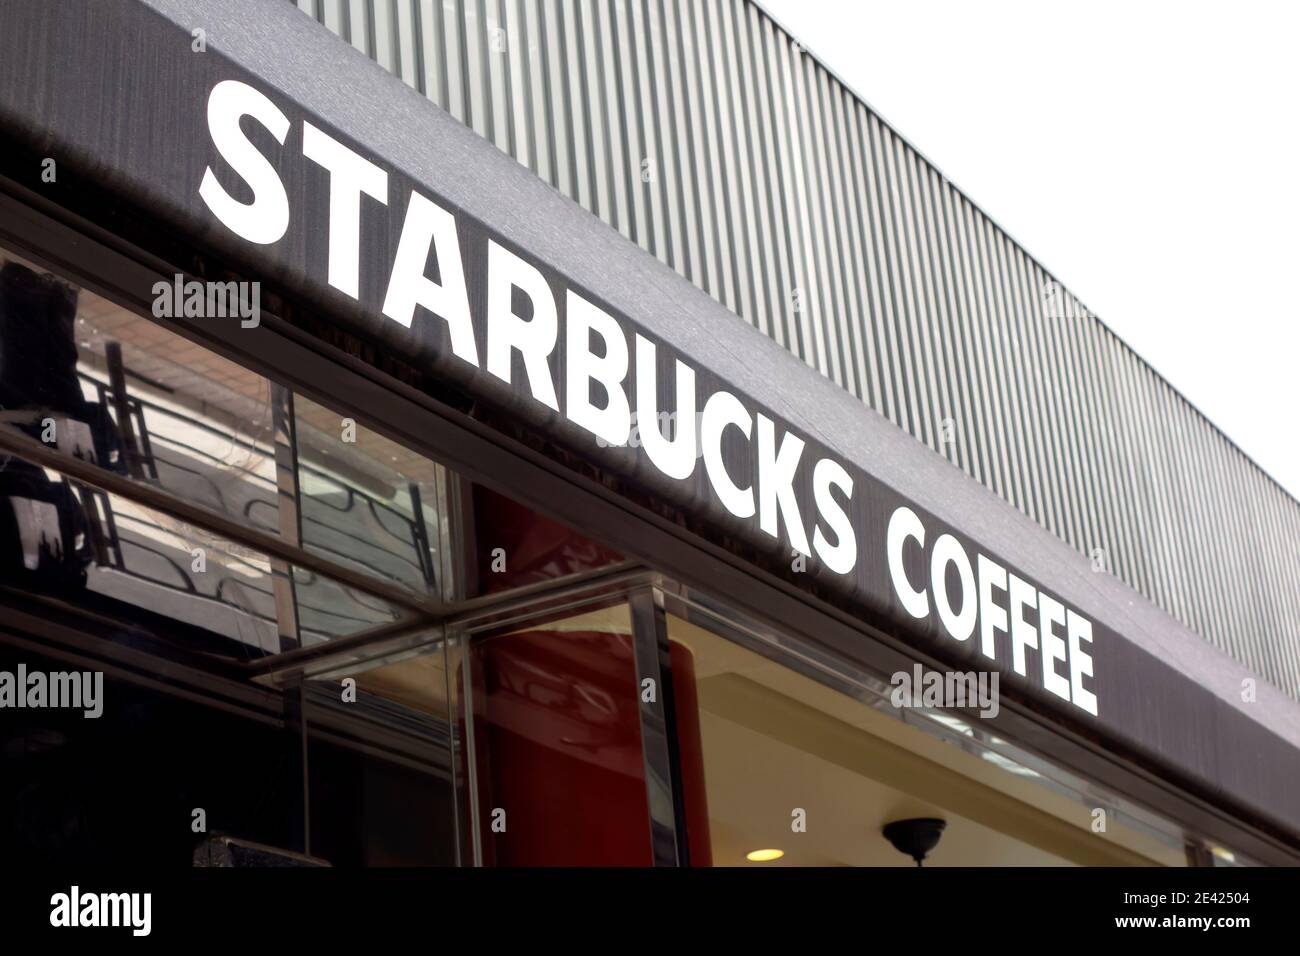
[886,506,1098,715]
[197,79,1099,717]
[198,79,290,244]
[634,335,696,480]
[930,534,976,642]
[811,457,855,575]
[301,121,388,299]
[700,390,755,519]
[756,413,810,557]
[382,190,478,363]
[486,240,560,411]
[567,291,631,446]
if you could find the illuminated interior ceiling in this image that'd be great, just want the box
[669,614,1187,868]
[699,692,1075,867]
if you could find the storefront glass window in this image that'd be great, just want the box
[293,394,444,598]
[664,609,1190,867]
[0,241,626,654]
[458,601,653,865]
[0,237,638,867]
[0,252,281,537]
[0,234,1234,869]
[0,646,304,867]
[461,483,625,596]
[0,449,408,657]
[306,636,458,865]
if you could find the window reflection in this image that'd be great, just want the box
[293,395,442,596]
[0,248,622,620]
[85,485,281,654]
[459,603,654,866]
[0,449,403,657]
[0,239,643,868]
[0,251,280,537]
[462,483,624,596]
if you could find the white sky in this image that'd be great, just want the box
[760,0,1300,501]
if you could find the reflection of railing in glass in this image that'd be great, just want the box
[44,354,432,647]
[79,485,401,646]
[292,456,437,592]
[75,360,435,570]
[0,258,432,659]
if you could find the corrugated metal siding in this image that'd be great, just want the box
[291,0,1300,699]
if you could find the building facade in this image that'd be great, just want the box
[0,0,1297,867]
[293,0,1300,701]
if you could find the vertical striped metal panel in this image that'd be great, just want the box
[291,0,1300,700]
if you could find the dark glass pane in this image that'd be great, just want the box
[0,646,303,867]
[306,639,458,866]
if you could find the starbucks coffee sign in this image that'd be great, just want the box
[196,78,1100,717]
